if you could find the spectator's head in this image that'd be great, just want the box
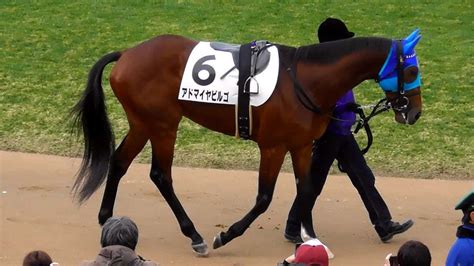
[454,190,474,225]
[101,216,139,250]
[317,18,354,43]
[22,250,52,266]
[396,240,431,266]
[293,239,329,266]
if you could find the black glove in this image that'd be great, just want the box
[345,102,361,113]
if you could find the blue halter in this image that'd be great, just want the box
[377,38,421,93]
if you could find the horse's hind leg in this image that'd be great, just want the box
[98,127,148,225]
[289,145,317,239]
[213,145,287,249]
[149,133,207,256]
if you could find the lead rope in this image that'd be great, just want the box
[337,98,390,173]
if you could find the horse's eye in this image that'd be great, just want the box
[404,66,418,83]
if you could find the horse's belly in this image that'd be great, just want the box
[181,102,236,137]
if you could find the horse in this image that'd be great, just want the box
[71,29,422,256]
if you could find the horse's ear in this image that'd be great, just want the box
[405,28,420,42]
[404,34,422,54]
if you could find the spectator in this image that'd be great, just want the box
[81,216,158,266]
[285,17,413,244]
[397,240,431,266]
[384,240,431,266]
[446,190,474,266]
[280,239,330,266]
[22,250,59,266]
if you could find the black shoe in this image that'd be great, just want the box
[284,231,303,243]
[375,219,414,243]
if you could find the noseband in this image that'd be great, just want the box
[385,90,420,112]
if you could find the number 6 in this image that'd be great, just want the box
[192,55,216,86]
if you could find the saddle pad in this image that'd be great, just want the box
[179,42,279,106]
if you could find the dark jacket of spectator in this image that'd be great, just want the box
[81,245,158,266]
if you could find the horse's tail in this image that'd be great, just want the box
[71,51,122,204]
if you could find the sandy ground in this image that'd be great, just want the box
[0,151,472,265]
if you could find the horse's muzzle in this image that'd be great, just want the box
[395,108,421,125]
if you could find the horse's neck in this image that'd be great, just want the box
[310,49,388,110]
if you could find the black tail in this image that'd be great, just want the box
[71,51,121,204]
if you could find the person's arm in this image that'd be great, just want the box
[332,102,346,114]
[445,241,461,266]
[332,102,360,114]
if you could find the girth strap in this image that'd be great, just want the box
[236,41,270,139]
[236,42,252,139]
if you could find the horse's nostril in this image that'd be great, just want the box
[414,111,421,120]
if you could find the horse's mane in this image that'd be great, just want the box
[278,37,392,65]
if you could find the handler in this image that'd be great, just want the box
[285,18,413,244]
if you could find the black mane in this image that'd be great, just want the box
[277,37,392,65]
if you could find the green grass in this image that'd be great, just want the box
[1,1,473,179]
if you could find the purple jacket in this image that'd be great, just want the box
[326,90,356,135]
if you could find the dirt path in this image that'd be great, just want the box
[1,151,472,265]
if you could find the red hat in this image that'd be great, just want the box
[294,239,329,266]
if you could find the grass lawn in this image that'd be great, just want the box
[1,1,473,179]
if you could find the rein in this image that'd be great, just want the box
[287,67,327,114]
[353,98,390,153]
[285,50,326,114]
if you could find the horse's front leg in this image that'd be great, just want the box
[213,145,287,249]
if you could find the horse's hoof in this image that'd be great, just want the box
[192,241,209,257]
[213,232,224,249]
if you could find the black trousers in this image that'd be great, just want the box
[286,132,392,235]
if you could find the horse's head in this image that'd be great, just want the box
[377,29,422,125]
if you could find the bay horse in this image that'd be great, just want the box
[72,29,422,256]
